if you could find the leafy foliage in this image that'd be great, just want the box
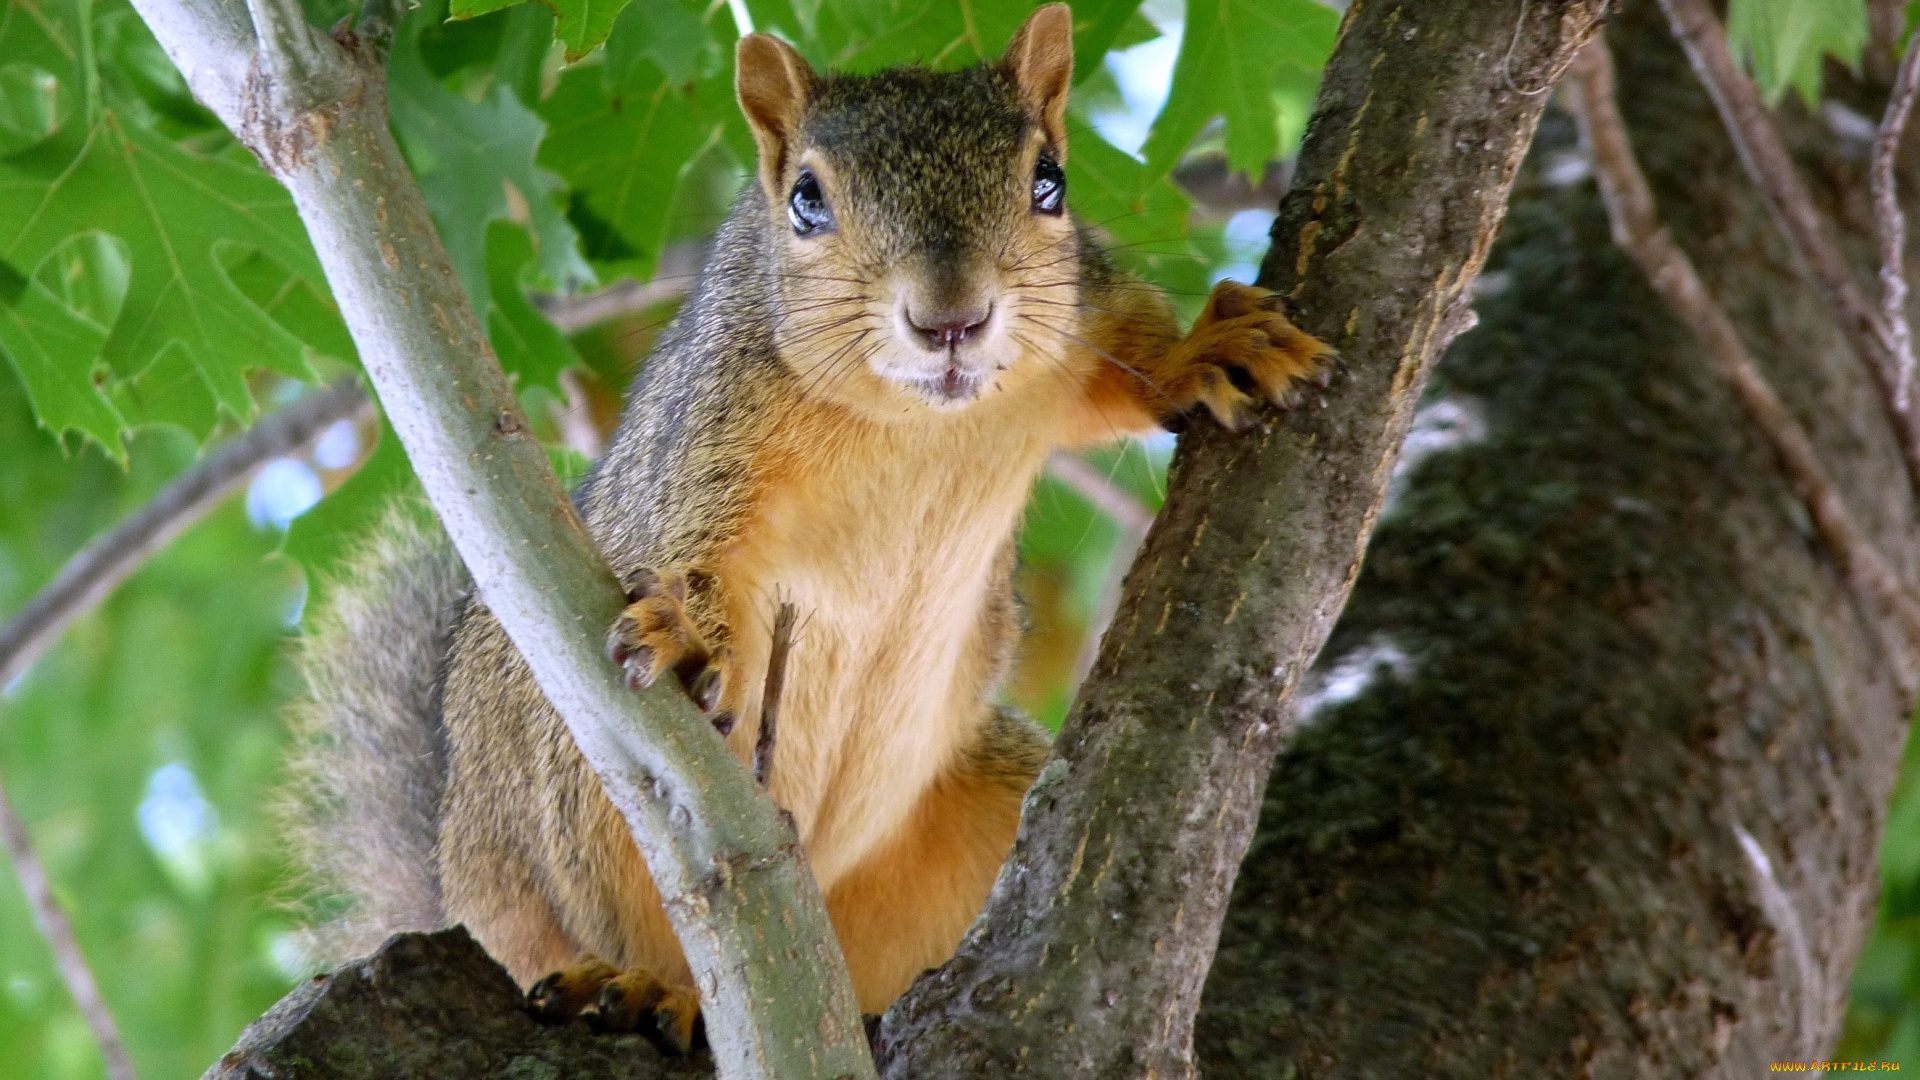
[1139,0,1335,176]
[0,0,1344,1076]
[0,0,341,455]
[1728,0,1865,104]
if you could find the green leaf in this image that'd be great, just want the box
[219,242,356,364]
[538,25,727,280]
[387,1,593,310]
[484,220,578,393]
[1069,0,1149,82]
[1141,0,1338,178]
[448,0,623,61]
[0,63,66,155]
[1069,131,1208,308]
[1728,0,1865,105]
[0,235,128,445]
[0,0,341,453]
[606,0,722,85]
[416,2,555,109]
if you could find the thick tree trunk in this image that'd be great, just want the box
[876,2,1605,1077]
[1197,4,1920,1075]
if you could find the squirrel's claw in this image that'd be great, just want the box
[607,567,732,730]
[1173,281,1335,427]
[526,956,619,1023]
[530,959,704,1055]
[582,969,704,1055]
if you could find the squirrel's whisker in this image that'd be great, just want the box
[1016,313,1171,402]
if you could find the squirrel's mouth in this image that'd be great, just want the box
[902,360,987,408]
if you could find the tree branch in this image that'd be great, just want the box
[1657,0,1920,496]
[123,1,873,1076]
[0,378,367,691]
[0,379,367,1080]
[1566,36,1920,684]
[875,2,1609,1076]
[1875,36,1920,409]
[0,776,139,1080]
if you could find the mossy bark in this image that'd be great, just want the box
[1197,4,1919,1074]
[205,929,713,1080]
[876,1,1606,1077]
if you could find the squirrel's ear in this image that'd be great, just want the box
[1004,3,1074,156]
[737,34,818,185]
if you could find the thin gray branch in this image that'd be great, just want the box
[1876,36,1920,409]
[124,1,874,1075]
[0,378,368,692]
[0,379,365,1080]
[1567,37,1920,683]
[1658,0,1920,495]
[0,777,139,1080]
[541,241,707,334]
[1170,154,1294,219]
[1042,451,1154,534]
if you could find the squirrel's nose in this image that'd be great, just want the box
[907,305,991,351]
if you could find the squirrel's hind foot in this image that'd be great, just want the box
[608,568,733,732]
[527,957,705,1054]
[1173,280,1335,430]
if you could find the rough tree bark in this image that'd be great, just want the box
[875,1,1606,1077]
[1197,2,1920,1074]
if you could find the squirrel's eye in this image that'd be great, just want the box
[788,170,834,236]
[1032,154,1065,215]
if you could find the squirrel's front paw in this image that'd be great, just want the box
[1174,280,1335,430]
[528,957,705,1054]
[607,568,732,732]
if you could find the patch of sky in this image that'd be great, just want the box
[1213,208,1276,286]
[312,419,361,470]
[246,458,323,531]
[137,761,221,895]
[1088,0,1184,159]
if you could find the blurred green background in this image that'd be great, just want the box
[0,0,1912,1075]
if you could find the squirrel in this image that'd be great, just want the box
[286,2,1330,1056]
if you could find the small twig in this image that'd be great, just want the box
[754,603,797,789]
[1502,0,1554,97]
[1568,38,1920,671]
[1043,451,1155,534]
[0,775,140,1080]
[1658,0,1920,496]
[0,378,369,691]
[350,0,403,60]
[1875,35,1920,409]
[539,241,707,334]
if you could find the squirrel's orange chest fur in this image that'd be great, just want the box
[714,392,1063,887]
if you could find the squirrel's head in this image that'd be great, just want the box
[736,4,1078,416]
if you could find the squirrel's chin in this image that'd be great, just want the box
[890,364,992,410]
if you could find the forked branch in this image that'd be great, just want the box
[1657,0,1920,494]
[1567,37,1920,680]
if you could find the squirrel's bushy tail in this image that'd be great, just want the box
[280,503,469,967]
